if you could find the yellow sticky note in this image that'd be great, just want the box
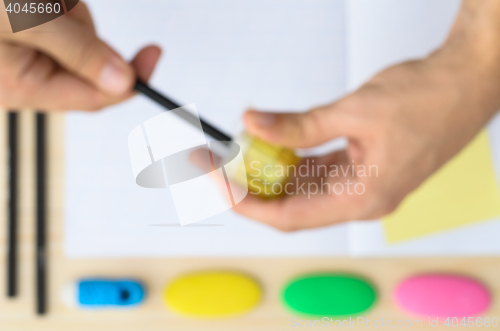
[383,130,500,243]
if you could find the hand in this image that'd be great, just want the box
[0,2,161,110]
[229,0,500,231]
[234,44,500,231]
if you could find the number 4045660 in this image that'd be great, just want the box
[6,2,61,14]
[444,317,499,328]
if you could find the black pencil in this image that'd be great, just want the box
[35,112,46,315]
[134,79,232,142]
[7,111,18,298]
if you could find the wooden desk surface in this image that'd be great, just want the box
[0,111,499,331]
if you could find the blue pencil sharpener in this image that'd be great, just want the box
[63,278,146,308]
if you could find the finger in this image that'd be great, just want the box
[189,147,214,172]
[232,148,376,230]
[6,12,134,96]
[25,68,118,110]
[189,147,226,184]
[243,104,349,149]
[189,146,252,208]
[131,45,162,82]
[0,43,120,110]
[233,192,361,231]
[189,147,234,205]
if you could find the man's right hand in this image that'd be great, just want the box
[0,1,161,110]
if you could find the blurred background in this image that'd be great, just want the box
[1,0,500,330]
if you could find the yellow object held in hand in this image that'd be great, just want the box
[163,271,262,318]
[230,132,302,199]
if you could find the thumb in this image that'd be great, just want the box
[244,106,341,148]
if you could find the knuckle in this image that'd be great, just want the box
[21,55,55,90]
[0,48,47,108]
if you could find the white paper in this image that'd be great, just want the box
[64,0,349,257]
[65,0,500,258]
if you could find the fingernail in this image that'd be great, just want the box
[254,113,276,127]
[99,62,130,95]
